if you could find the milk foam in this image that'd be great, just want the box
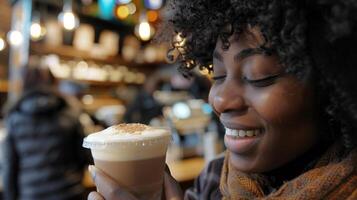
[83,124,171,161]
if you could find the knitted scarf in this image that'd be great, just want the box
[220,143,357,200]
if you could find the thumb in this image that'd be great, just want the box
[89,165,137,200]
[164,172,183,200]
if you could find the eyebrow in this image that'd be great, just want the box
[235,48,266,61]
[213,47,267,62]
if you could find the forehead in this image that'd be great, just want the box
[214,26,265,53]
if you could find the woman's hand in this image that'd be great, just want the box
[87,165,137,200]
[87,165,184,200]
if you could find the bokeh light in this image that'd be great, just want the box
[147,10,158,22]
[7,30,23,46]
[127,3,137,15]
[138,22,151,41]
[0,37,6,51]
[30,22,42,40]
[144,0,163,10]
[116,5,130,19]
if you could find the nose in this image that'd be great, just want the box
[210,82,247,115]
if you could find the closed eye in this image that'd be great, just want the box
[212,75,227,81]
[244,74,282,87]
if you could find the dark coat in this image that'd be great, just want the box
[184,155,224,200]
[3,89,92,200]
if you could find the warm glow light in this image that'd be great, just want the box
[138,22,151,41]
[31,12,46,41]
[147,10,158,22]
[7,30,23,46]
[58,0,79,30]
[63,12,77,30]
[31,22,42,40]
[127,3,136,15]
[116,5,129,19]
[144,0,163,10]
[0,38,5,51]
[200,68,210,76]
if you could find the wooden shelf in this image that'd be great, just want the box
[30,43,165,69]
[59,78,141,87]
[69,79,123,87]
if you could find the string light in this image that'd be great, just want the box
[138,22,151,41]
[58,0,79,31]
[135,13,155,41]
[0,37,6,51]
[60,11,79,30]
[7,30,23,46]
[30,22,42,40]
[30,13,46,41]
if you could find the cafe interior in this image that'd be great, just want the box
[0,0,226,198]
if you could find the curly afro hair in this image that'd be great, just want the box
[164,0,357,152]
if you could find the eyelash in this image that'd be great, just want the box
[244,74,281,87]
[212,75,226,81]
[212,74,281,87]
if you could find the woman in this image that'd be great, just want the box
[88,0,356,199]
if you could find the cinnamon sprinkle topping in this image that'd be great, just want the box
[113,123,149,135]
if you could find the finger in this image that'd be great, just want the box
[89,165,137,200]
[88,191,105,200]
[164,172,183,200]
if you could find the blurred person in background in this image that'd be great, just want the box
[3,65,92,200]
[123,74,164,124]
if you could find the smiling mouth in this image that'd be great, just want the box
[225,128,262,138]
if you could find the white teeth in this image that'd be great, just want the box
[246,130,254,137]
[238,130,246,137]
[225,128,261,138]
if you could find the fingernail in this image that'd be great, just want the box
[88,165,96,179]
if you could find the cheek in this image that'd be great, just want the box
[247,80,314,126]
[243,80,317,172]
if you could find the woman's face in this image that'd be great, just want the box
[209,28,319,173]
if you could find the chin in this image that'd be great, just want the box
[228,151,267,173]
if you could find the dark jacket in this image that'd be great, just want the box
[184,155,224,200]
[3,89,92,200]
